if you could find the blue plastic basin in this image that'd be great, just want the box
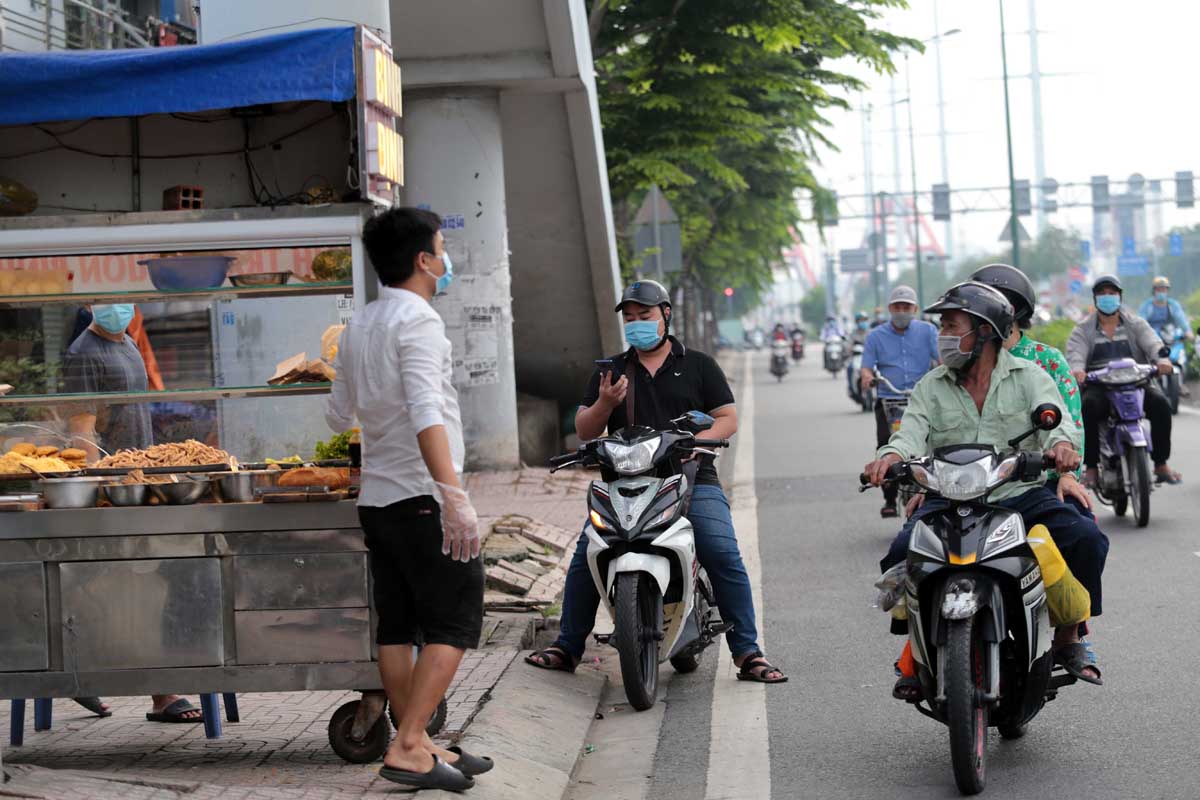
[138,255,235,291]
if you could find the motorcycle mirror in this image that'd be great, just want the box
[675,410,714,432]
[1031,403,1061,431]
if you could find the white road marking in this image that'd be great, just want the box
[705,352,772,800]
[1175,404,1200,417]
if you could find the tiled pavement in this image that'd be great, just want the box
[0,469,586,799]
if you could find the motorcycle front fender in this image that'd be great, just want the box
[606,552,671,597]
[1116,420,1150,449]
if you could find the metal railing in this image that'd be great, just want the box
[1,0,149,52]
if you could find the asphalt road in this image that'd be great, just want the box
[570,349,1200,800]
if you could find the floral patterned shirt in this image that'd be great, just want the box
[1009,334,1084,478]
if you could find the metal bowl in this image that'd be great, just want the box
[211,470,279,503]
[103,483,148,506]
[41,477,105,509]
[229,271,292,288]
[138,255,235,291]
[150,476,210,505]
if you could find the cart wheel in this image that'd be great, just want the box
[388,697,449,736]
[328,700,389,764]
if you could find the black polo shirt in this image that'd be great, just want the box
[581,337,735,485]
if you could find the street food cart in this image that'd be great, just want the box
[0,25,426,762]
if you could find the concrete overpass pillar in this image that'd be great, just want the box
[402,90,520,469]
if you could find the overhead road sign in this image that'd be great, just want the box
[1117,255,1150,276]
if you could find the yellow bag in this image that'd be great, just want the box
[1027,525,1091,626]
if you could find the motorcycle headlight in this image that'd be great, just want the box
[604,437,661,475]
[933,457,991,501]
[1099,365,1142,385]
[988,455,1020,487]
[910,463,939,491]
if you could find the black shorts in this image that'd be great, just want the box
[358,495,484,651]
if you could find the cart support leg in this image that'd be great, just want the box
[222,693,240,723]
[9,699,25,747]
[200,694,222,739]
[33,698,52,732]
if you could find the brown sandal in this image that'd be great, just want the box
[524,646,578,673]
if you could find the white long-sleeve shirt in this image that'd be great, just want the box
[325,286,464,507]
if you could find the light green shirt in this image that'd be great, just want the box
[877,349,1081,502]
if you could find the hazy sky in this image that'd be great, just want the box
[802,0,1200,284]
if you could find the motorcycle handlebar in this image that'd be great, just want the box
[693,439,730,448]
[548,452,580,468]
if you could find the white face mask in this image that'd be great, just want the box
[938,333,973,370]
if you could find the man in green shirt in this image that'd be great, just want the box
[865,281,1108,687]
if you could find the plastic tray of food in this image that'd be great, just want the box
[82,463,232,477]
[0,470,82,481]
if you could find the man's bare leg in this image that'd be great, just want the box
[382,644,464,773]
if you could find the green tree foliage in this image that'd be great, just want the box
[588,0,912,297]
[800,284,828,335]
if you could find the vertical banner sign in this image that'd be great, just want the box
[358,28,404,205]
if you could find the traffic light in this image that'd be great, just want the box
[932,183,951,221]
[1014,179,1031,216]
[1176,170,1194,208]
[1091,175,1110,212]
[723,287,734,297]
[1041,178,1059,214]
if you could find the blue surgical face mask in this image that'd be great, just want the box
[1095,295,1121,315]
[624,319,663,351]
[423,251,454,295]
[1155,290,1169,302]
[858,320,870,331]
[92,304,135,335]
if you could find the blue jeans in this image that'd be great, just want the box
[553,484,760,660]
[880,486,1109,616]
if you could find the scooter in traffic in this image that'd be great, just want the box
[823,337,846,378]
[847,342,872,411]
[1156,323,1191,414]
[770,340,790,382]
[861,404,1079,795]
[548,412,731,711]
[1086,358,1158,527]
[874,374,915,510]
[791,331,805,362]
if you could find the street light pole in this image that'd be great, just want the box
[999,0,1021,268]
[903,54,923,307]
[932,0,953,269]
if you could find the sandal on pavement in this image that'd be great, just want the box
[1155,467,1182,485]
[1054,641,1103,686]
[880,503,898,519]
[145,698,204,723]
[379,756,474,792]
[525,646,578,674]
[447,746,494,777]
[892,676,923,702]
[736,651,788,684]
[73,697,112,718]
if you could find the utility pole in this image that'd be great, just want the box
[650,183,664,281]
[1028,0,1047,236]
[889,75,906,280]
[861,101,880,308]
[932,0,954,269]
[999,0,1021,268]
[877,192,889,308]
[903,55,924,307]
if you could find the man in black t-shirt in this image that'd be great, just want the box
[526,281,787,684]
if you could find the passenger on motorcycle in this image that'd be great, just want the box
[865,281,1108,694]
[525,280,787,684]
[970,264,1092,515]
[1138,276,1193,342]
[859,285,940,518]
[820,315,846,342]
[1066,275,1181,485]
[772,322,788,342]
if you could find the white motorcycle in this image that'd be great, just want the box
[548,412,731,710]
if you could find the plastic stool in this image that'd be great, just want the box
[8,693,241,745]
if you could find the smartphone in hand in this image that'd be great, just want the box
[594,358,615,376]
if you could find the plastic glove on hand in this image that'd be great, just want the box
[434,481,482,563]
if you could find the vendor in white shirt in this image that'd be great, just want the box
[325,207,488,792]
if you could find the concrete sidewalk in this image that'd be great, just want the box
[0,468,592,800]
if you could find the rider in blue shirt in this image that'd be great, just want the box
[1138,276,1193,341]
[859,285,940,518]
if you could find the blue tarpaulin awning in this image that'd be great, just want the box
[0,26,358,127]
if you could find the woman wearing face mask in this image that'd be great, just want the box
[1066,275,1180,485]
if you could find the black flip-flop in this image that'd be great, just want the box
[892,676,923,702]
[1054,641,1103,686]
[379,756,474,792]
[145,698,204,723]
[448,745,494,776]
[524,646,578,674]
[880,504,899,519]
[736,651,788,684]
[73,697,112,718]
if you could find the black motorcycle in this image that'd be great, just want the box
[861,404,1079,795]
